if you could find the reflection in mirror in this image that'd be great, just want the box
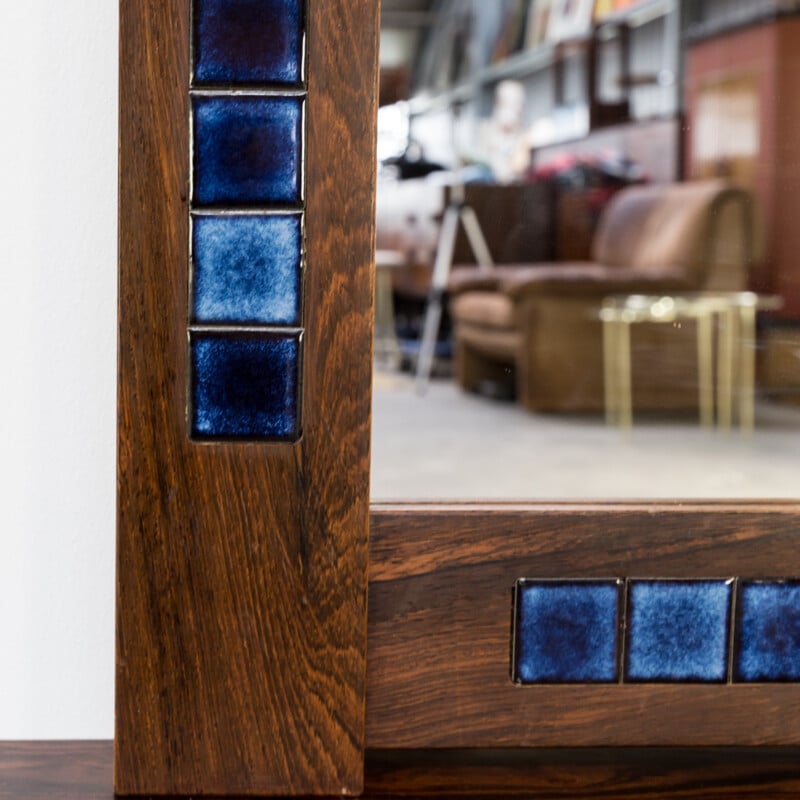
[371,0,800,500]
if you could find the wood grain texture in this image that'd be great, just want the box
[365,748,800,798]
[7,742,800,798]
[116,1,378,794]
[367,502,800,749]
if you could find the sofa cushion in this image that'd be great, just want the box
[455,323,521,361]
[500,262,690,299]
[449,266,520,294]
[450,292,516,329]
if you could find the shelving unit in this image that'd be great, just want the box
[406,0,682,169]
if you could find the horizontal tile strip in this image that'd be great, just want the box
[513,578,800,685]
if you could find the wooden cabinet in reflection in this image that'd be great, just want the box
[686,15,800,318]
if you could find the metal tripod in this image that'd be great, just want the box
[415,182,494,391]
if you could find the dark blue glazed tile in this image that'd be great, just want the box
[625,580,733,683]
[190,332,300,440]
[514,580,621,684]
[194,0,304,86]
[193,96,302,206]
[735,581,800,682]
[192,214,302,325]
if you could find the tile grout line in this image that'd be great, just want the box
[189,326,305,335]
[190,86,308,97]
[191,207,305,216]
[619,578,629,685]
[727,577,738,685]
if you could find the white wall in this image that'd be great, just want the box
[0,2,118,738]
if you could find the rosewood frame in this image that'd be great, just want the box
[116,1,800,796]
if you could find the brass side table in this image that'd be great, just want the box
[600,293,782,432]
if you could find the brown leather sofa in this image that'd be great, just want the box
[448,180,756,412]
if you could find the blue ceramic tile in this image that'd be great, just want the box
[625,580,733,683]
[192,214,302,325]
[193,96,302,206]
[194,0,304,86]
[514,580,621,684]
[191,332,300,440]
[735,582,800,682]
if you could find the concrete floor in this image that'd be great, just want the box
[370,370,800,501]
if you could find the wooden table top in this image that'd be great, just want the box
[3,742,800,798]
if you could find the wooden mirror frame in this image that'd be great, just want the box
[116,1,800,796]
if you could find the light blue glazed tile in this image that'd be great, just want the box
[514,580,621,684]
[191,332,300,440]
[625,580,733,683]
[192,96,303,206]
[192,214,302,325]
[735,581,800,682]
[194,0,304,86]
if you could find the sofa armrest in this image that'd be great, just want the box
[448,264,547,294]
[501,263,692,299]
[448,269,502,294]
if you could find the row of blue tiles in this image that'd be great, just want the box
[189,0,306,441]
[514,579,800,684]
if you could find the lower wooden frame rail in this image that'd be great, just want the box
[367,502,800,748]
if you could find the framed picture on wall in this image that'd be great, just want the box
[525,0,554,49]
[595,0,646,20]
[547,0,595,41]
[492,0,531,62]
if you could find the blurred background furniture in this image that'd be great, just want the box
[376,178,561,364]
[600,294,718,430]
[448,180,756,412]
[376,168,639,366]
[600,292,781,431]
[374,250,406,368]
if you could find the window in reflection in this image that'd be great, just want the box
[373,0,800,499]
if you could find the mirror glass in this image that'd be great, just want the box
[372,0,800,500]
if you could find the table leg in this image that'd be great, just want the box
[738,304,757,433]
[618,319,633,430]
[374,264,402,369]
[603,315,619,426]
[716,306,735,431]
[697,310,714,428]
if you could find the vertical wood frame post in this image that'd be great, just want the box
[116,1,378,794]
